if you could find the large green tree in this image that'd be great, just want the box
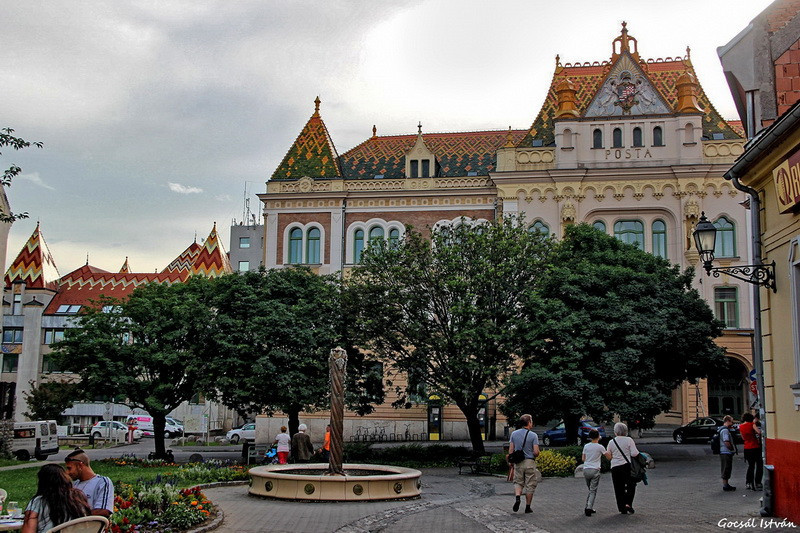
[52,278,214,458]
[202,267,383,436]
[23,380,80,422]
[348,218,553,453]
[502,223,727,443]
[1,127,42,222]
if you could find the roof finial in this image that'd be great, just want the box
[504,126,515,148]
[314,96,321,115]
[372,124,377,138]
[194,231,197,244]
[85,253,89,266]
[686,45,691,59]
[612,21,638,61]
[417,121,422,135]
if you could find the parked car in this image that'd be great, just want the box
[91,421,143,441]
[226,423,256,444]
[166,417,184,434]
[125,415,183,438]
[672,417,742,444]
[542,419,607,447]
[12,420,59,461]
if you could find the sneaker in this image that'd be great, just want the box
[626,505,635,514]
[513,500,520,512]
[723,485,737,492]
[585,509,593,517]
[525,507,533,514]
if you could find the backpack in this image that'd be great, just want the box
[710,428,723,455]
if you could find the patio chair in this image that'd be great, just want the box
[46,515,109,533]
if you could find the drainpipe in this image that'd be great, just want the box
[340,198,347,279]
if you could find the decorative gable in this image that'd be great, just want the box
[404,124,436,178]
[584,53,673,118]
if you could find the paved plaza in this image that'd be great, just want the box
[205,441,780,533]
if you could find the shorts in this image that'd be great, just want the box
[513,458,539,494]
[720,453,733,479]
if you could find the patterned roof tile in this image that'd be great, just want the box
[271,97,342,180]
[4,223,60,289]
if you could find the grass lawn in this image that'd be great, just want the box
[0,459,26,468]
[0,463,184,510]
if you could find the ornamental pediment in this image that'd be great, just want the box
[584,53,672,118]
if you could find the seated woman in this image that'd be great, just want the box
[22,464,90,533]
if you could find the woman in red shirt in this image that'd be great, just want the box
[739,413,763,490]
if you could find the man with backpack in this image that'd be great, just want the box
[719,415,738,492]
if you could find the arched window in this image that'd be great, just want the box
[592,220,606,233]
[684,123,695,143]
[288,228,303,264]
[633,127,643,147]
[592,128,603,149]
[714,216,736,257]
[562,128,573,149]
[530,220,550,236]
[388,228,400,247]
[614,220,644,250]
[653,126,664,146]
[306,227,320,264]
[652,219,667,259]
[353,229,365,263]
[368,226,385,245]
[612,128,623,148]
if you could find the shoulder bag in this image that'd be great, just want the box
[509,430,531,464]
[613,438,647,483]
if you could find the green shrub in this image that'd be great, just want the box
[343,443,471,468]
[554,445,610,472]
[536,450,577,477]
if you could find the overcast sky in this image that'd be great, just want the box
[2,0,772,275]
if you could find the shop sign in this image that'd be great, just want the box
[773,145,800,213]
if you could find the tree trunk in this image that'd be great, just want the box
[152,411,168,460]
[287,406,300,437]
[458,404,486,455]
[564,412,581,447]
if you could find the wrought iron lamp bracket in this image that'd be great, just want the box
[704,260,777,292]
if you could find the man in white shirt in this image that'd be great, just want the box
[64,449,114,518]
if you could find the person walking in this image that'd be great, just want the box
[739,413,763,490]
[291,424,314,463]
[64,449,114,518]
[22,464,90,533]
[719,415,738,491]
[604,422,640,514]
[273,426,291,464]
[507,414,540,514]
[318,424,331,462]
[581,429,604,516]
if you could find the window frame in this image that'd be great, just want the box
[2,328,23,344]
[633,127,643,147]
[713,216,736,258]
[239,236,251,249]
[653,126,664,147]
[592,128,603,149]
[238,260,250,272]
[306,227,321,265]
[714,286,739,329]
[613,219,645,250]
[288,227,303,264]
[612,127,623,148]
[652,219,667,259]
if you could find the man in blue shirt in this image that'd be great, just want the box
[719,415,738,492]
[507,414,540,513]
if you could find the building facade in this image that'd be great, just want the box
[246,25,756,439]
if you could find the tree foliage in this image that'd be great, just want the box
[502,223,727,442]
[23,380,80,422]
[202,268,383,436]
[0,127,42,222]
[348,218,554,453]
[52,279,214,458]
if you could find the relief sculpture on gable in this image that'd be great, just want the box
[585,55,671,117]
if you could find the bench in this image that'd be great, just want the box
[457,454,493,475]
[247,444,270,465]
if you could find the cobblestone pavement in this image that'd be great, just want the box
[205,441,786,533]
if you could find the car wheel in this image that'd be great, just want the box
[230,434,240,444]
[35,453,48,461]
[674,432,684,444]
[92,432,102,440]
[15,450,30,461]
[164,431,172,439]
[543,436,551,447]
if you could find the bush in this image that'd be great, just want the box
[343,443,470,468]
[536,450,577,477]
[553,445,610,472]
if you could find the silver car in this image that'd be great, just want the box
[226,422,256,444]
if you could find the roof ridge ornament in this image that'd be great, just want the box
[611,21,639,62]
[372,125,377,138]
[314,96,321,116]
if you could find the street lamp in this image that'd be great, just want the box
[692,212,777,292]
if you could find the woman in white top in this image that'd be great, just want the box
[274,426,292,464]
[604,422,640,514]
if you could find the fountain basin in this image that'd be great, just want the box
[249,463,422,501]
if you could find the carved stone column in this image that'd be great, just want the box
[327,347,347,475]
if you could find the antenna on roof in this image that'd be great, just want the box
[85,253,89,266]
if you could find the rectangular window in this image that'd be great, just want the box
[43,329,65,345]
[238,261,250,272]
[55,305,82,314]
[714,287,739,328]
[12,294,22,315]
[239,237,250,249]
[421,160,430,178]
[42,354,64,373]
[410,160,419,178]
[2,328,23,344]
[2,355,19,373]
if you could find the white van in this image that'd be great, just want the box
[12,420,59,461]
[126,415,183,438]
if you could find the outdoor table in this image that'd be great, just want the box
[0,517,23,531]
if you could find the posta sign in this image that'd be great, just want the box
[774,145,800,213]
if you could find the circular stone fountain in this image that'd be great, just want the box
[249,463,421,501]
[248,348,422,502]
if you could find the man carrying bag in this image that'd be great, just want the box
[507,414,541,514]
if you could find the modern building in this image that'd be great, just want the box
[1,223,234,430]
[248,24,755,439]
[717,0,800,522]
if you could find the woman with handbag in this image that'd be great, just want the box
[604,422,640,515]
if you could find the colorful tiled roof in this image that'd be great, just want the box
[189,223,231,277]
[4,223,60,289]
[119,257,130,273]
[339,129,528,179]
[519,27,743,147]
[271,97,342,180]
[162,242,202,274]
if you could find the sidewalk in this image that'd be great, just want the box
[205,445,774,533]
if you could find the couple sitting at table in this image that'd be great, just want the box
[21,450,113,533]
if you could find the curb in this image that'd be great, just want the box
[185,480,249,533]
